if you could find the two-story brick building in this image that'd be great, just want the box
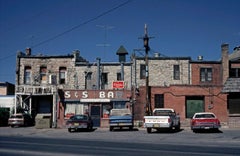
[132,44,239,127]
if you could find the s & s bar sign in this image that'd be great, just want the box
[112,81,124,89]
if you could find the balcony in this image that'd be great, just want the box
[16,85,57,95]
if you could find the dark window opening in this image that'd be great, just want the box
[173,65,180,80]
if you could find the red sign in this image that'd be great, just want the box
[112,81,124,89]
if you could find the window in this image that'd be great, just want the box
[101,73,108,85]
[200,68,212,82]
[173,65,180,80]
[40,66,47,84]
[24,66,31,84]
[154,94,164,108]
[59,67,66,84]
[140,64,146,79]
[229,68,240,78]
[117,72,121,81]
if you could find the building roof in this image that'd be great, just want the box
[229,46,240,61]
[116,45,128,55]
[222,78,240,93]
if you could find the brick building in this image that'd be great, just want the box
[132,44,239,128]
[15,44,240,128]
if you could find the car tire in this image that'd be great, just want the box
[68,128,72,132]
[147,128,152,133]
[109,126,114,131]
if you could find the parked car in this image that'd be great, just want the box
[109,108,133,131]
[66,114,93,132]
[8,113,34,127]
[191,112,221,132]
[144,108,180,133]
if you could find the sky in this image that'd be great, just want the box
[0,0,240,84]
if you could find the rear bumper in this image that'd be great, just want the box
[8,121,24,126]
[109,123,133,127]
[144,123,171,128]
[191,124,221,130]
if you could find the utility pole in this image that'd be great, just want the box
[142,24,153,116]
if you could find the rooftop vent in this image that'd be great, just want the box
[197,55,203,61]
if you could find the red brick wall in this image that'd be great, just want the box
[134,85,228,123]
[191,63,222,85]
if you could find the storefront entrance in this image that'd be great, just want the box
[90,105,101,127]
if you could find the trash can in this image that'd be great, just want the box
[35,113,52,129]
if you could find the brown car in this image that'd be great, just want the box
[8,113,34,127]
[66,114,93,132]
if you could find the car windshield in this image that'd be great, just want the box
[70,115,88,120]
[195,114,215,118]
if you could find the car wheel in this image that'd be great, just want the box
[147,128,152,133]
[68,128,72,132]
[109,126,114,131]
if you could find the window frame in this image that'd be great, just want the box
[59,67,66,84]
[24,66,31,84]
[200,68,212,82]
[140,64,146,79]
[173,65,180,80]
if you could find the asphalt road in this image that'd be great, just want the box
[0,127,240,156]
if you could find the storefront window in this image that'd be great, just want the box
[102,104,112,118]
[64,102,87,119]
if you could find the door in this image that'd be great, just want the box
[186,97,204,118]
[90,105,101,127]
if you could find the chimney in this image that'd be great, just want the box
[221,43,229,85]
[25,47,31,56]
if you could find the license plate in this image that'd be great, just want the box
[153,123,159,127]
[74,123,79,126]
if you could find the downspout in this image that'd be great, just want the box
[96,58,101,90]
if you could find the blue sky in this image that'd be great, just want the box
[0,0,239,84]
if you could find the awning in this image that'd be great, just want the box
[80,98,111,103]
[222,78,240,93]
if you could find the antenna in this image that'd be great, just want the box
[96,25,114,59]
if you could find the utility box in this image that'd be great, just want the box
[35,113,52,129]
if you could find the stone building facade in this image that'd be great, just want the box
[15,47,132,128]
[14,43,240,128]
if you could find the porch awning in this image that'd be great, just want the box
[222,78,240,93]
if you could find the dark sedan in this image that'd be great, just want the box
[66,114,93,132]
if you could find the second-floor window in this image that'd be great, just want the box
[200,68,212,82]
[140,64,146,79]
[59,67,66,84]
[24,66,31,84]
[101,73,108,85]
[40,66,47,84]
[117,72,121,81]
[230,68,240,78]
[173,65,180,80]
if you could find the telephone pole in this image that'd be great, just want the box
[141,24,153,116]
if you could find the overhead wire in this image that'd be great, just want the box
[0,0,133,61]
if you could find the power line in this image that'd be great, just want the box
[0,0,132,61]
[31,0,132,49]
